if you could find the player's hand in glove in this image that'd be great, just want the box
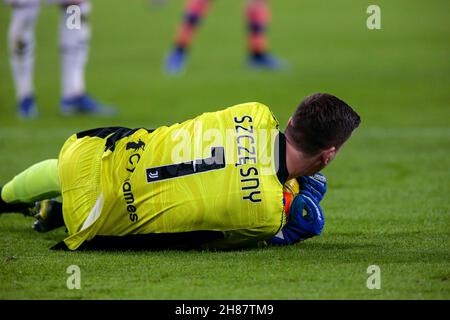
[267,173,326,246]
[298,172,327,203]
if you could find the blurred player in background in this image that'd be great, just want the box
[165,0,285,74]
[5,0,114,118]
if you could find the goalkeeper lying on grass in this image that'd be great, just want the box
[0,93,360,250]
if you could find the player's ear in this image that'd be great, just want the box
[321,146,336,166]
[287,117,293,127]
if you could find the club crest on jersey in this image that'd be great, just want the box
[147,170,159,180]
[126,139,145,152]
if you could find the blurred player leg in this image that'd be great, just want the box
[245,0,284,70]
[165,0,211,74]
[7,0,40,118]
[59,0,116,116]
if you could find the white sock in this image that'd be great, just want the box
[60,1,91,99]
[8,4,40,101]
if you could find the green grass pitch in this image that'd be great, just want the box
[0,0,449,299]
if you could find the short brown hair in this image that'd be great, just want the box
[285,93,361,155]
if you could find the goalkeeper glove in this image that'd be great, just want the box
[298,172,327,203]
[267,173,327,245]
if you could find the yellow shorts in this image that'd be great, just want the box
[58,134,104,236]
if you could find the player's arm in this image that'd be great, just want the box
[267,173,327,245]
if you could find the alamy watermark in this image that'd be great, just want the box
[66,5,81,30]
[66,265,81,290]
[366,5,381,30]
[366,265,381,289]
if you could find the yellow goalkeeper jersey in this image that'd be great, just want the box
[60,102,289,250]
